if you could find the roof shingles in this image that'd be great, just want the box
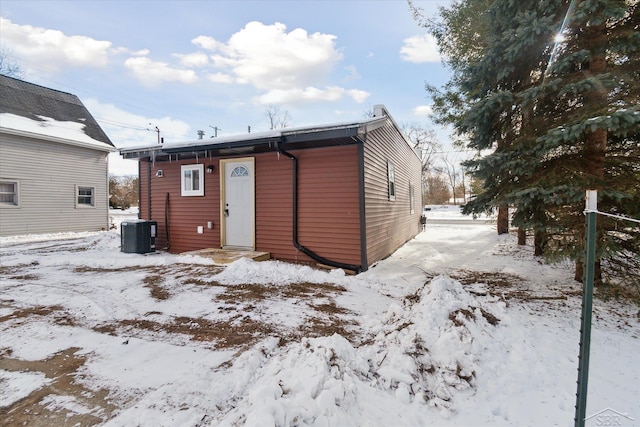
[0,74,113,147]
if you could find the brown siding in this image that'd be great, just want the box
[255,152,295,260]
[140,157,220,253]
[363,119,422,266]
[296,145,361,266]
[256,145,361,266]
[139,145,362,267]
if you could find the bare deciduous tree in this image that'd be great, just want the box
[403,124,442,175]
[438,154,461,204]
[265,105,291,130]
[0,46,24,78]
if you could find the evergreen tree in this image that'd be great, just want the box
[422,0,639,287]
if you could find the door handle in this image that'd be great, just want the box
[224,208,229,217]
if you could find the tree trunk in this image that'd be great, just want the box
[497,205,509,234]
[575,260,602,286]
[576,42,607,285]
[534,229,547,256]
[574,260,583,282]
[517,227,527,245]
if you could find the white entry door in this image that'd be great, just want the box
[221,158,255,249]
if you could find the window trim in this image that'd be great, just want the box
[0,179,20,208]
[387,160,396,201]
[181,164,205,196]
[75,185,96,208]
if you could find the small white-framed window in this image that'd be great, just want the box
[76,185,95,207]
[0,180,19,207]
[387,160,396,201]
[181,164,204,196]
[409,182,415,214]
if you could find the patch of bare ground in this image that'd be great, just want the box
[0,304,77,327]
[449,307,500,326]
[93,315,275,350]
[292,316,358,345]
[0,261,40,276]
[0,348,118,427]
[90,281,359,350]
[446,269,580,302]
[142,274,170,300]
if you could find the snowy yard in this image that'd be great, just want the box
[1,207,638,426]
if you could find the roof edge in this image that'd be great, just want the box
[0,126,116,153]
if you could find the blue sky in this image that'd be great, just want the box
[1,0,452,175]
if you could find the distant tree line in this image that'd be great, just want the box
[413,0,639,290]
[109,175,138,210]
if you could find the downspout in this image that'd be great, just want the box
[147,159,152,220]
[275,138,362,273]
[163,192,171,250]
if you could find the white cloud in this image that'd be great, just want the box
[196,21,343,91]
[413,105,433,116]
[174,52,209,67]
[400,34,441,63]
[344,65,360,82]
[124,56,198,86]
[0,17,113,73]
[111,47,150,56]
[253,86,369,105]
[347,89,370,103]
[192,35,222,51]
[206,72,234,84]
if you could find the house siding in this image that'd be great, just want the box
[138,157,220,253]
[140,145,362,266]
[363,119,422,266]
[0,133,110,236]
[295,145,361,266]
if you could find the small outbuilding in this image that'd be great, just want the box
[120,105,422,272]
[0,75,115,236]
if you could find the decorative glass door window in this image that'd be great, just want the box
[230,165,249,177]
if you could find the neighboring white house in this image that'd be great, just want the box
[0,75,115,236]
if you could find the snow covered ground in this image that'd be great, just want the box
[1,206,638,426]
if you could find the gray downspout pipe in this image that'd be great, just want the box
[147,160,151,220]
[275,138,362,273]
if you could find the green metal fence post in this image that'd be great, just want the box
[574,190,597,427]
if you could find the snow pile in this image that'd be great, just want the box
[367,276,503,416]
[213,257,348,286]
[204,275,503,425]
[213,336,369,426]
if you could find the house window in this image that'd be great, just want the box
[76,186,95,207]
[387,161,396,201]
[0,180,19,207]
[181,164,204,196]
[410,182,415,214]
